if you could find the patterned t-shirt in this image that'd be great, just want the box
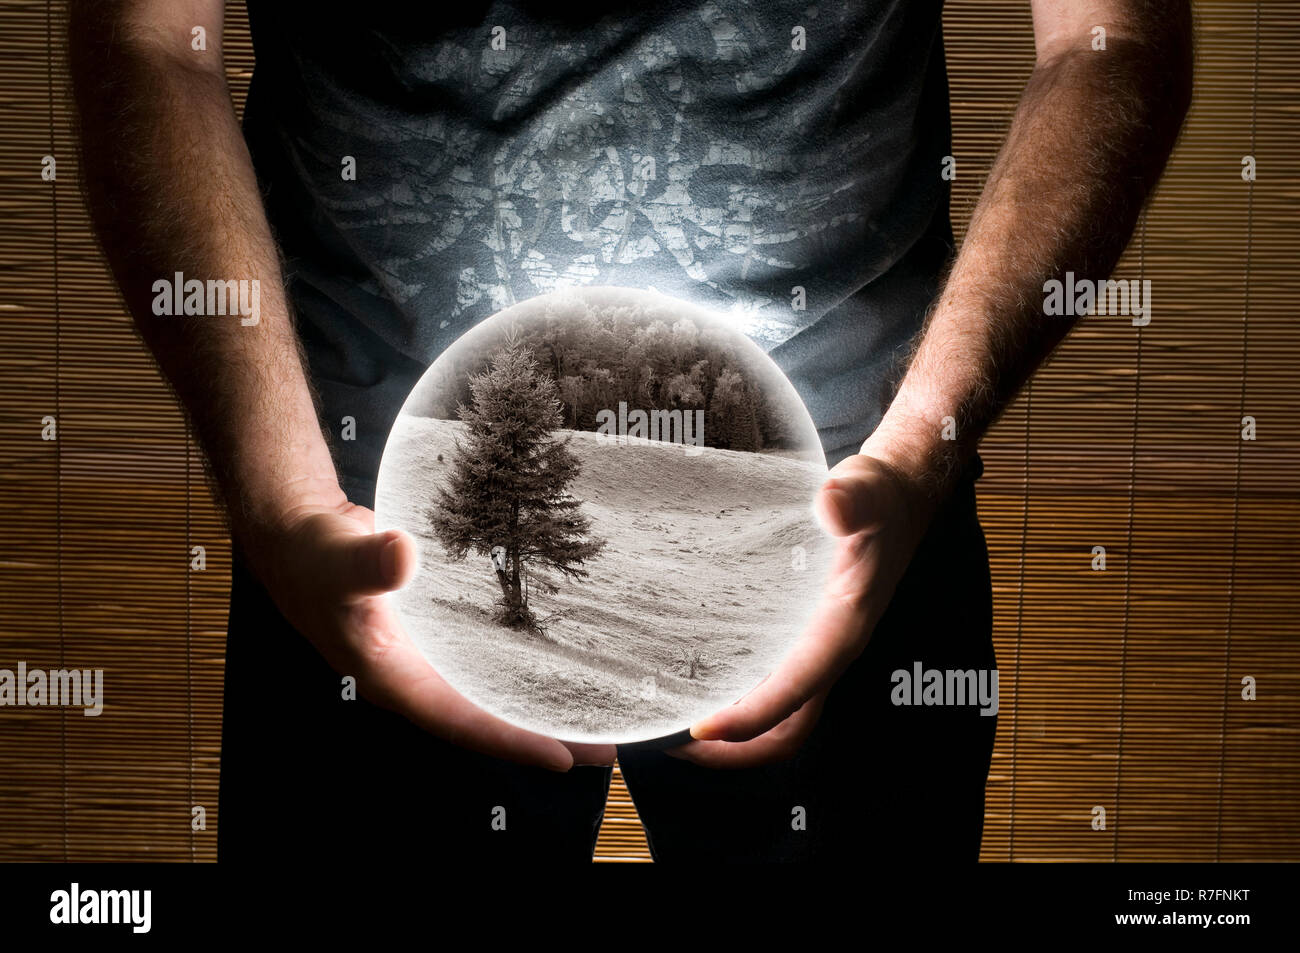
[242,0,954,502]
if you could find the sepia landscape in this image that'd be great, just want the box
[375,288,834,743]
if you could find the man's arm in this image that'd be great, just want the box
[680,0,1193,763]
[68,0,608,770]
[69,0,342,545]
[863,0,1194,499]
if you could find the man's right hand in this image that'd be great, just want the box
[67,1,612,774]
[244,498,616,772]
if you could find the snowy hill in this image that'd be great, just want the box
[376,414,835,744]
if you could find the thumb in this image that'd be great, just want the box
[813,457,888,537]
[325,527,418,598]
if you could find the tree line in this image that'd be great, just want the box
[416,303,804,452]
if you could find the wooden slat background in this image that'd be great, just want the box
[0,0,1296,863]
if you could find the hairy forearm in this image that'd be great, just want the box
[865,19,1193,504]
[69,22,344,542]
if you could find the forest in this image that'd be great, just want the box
[412,303,806,452]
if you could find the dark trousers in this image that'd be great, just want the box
[218,466,995,864]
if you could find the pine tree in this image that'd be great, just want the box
[430,337,605,630]
[710,367,761,451]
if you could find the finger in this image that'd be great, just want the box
[325,527,418,600]
[563,741,618,766]
[814,456,889,537]
[670,692,826,769]
[361,632,575,772]
[690,593,870,742]
[666,736,788,769]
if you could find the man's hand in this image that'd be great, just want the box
[668,453,935,769]
[671,0,1192,770]
[67,5,617,773]
[244,496,616,772]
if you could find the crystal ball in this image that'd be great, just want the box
[375,286,833,744]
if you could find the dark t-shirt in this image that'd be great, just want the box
[241,0,954,504]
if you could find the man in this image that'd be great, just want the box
[68,0,1191,862]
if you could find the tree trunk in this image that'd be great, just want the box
[510,558,524,611]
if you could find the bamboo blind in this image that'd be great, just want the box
[0,1,1296,864]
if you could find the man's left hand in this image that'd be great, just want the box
[666,452,937,770]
